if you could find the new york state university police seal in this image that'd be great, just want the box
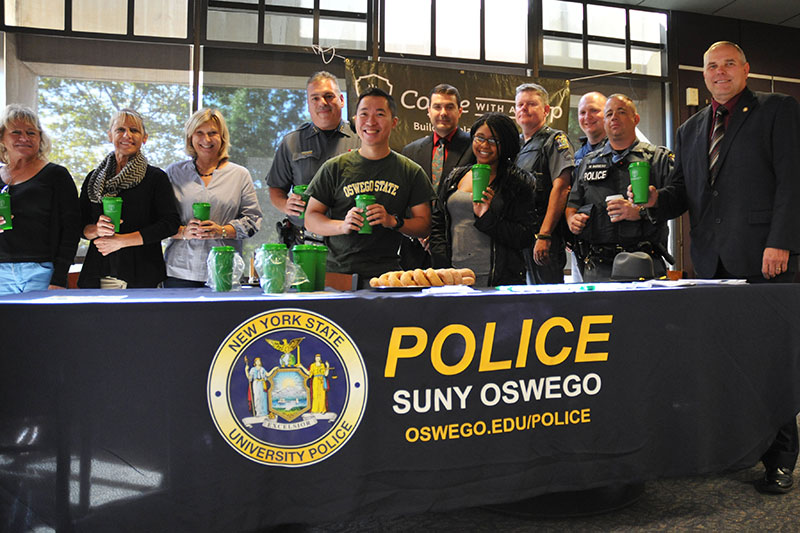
[208,309,367,467]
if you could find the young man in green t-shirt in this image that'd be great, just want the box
[305,88,436,285]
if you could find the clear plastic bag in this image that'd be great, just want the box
[206,246,246,291]
[254,246,309,294]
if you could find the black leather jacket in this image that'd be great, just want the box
[429,164,537,286]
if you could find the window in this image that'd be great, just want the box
[3,0,190,39]
[382,0,528,65]
[38,78,190,189]
[206,0,369,51]
[542,0,668,78]
[435,0,480,59]
[202,81,311,253]
[384,0,430,55]
[485,0,527,63]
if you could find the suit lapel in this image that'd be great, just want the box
[445,130,472,177]
[420,136,434,177]
[716,88,757,174]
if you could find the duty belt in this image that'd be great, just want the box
[584,241,658,266]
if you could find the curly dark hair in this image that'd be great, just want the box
[469,112,521,176]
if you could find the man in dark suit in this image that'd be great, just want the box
[400,84,475,268]
[646,41,800,494]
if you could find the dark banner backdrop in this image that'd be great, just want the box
[344,59,570,151]
[2,285,800,531]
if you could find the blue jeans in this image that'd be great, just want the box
[0,262,54,295]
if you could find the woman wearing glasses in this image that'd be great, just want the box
[429,112,536,287]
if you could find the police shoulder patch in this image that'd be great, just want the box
[554,132,570,152]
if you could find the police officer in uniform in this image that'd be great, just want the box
[514,83,574,284]
[571,91,608,281]
[566,94,674,281]
[267,71,360,246]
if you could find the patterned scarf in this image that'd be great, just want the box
[85,151,148,203]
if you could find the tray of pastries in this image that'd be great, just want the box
[370,268,475,289]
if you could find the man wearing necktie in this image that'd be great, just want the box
[401,84,475,269]
[643,41,800,494]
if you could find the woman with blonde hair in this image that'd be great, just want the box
[0,104,80,294]
[163,108,262,287]
[78,108,180,288]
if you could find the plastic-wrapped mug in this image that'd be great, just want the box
[210,245,235,292]
[260,243,287,293]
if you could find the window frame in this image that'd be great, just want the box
[541,0,669,81]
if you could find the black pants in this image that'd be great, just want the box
[526,236,567,284]
[716,258,800,471]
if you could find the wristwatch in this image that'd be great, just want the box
[392,214,404,230]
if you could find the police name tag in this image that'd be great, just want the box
[583,163,610,181]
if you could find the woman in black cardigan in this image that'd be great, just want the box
[429,112,537,286]
[78,108,180,288]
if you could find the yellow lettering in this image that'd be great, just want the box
[431,324,475,375]
[575,315,612,362]
[515,318,533,368]
[478,322,512,372]
[535,316,574,366]
[384,326,428,377]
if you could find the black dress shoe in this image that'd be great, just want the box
[756,467,794,494]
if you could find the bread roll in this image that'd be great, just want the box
[457,268,476,280]
[369,277,380,287]
[388,272,403,287]
[425,268,444,286]
[400,271,415,286]
[462,276,475,286]
[451,268,463,285]
[437,268,454,285]
[413,268,430,286]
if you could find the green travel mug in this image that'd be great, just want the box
[292,244,317,292]
[629,161,651,205]
[292,185,310,219]
[471,164,491,202]
[355,194,376,234]
[0,192,12,230]
[192,202,211,221]
[102,196,123,233]
[313,244,328,291]
[210,245,235,292]
[261,243,287,293]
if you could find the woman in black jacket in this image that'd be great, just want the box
[429,112,536,286]
[78,108,180,288]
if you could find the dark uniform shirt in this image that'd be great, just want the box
[515,125,574,284]
[568,139,674,249]
[266,120,360,228]
[574,137,607,169]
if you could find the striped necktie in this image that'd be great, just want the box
[708,106,728,186]
[431,139,445,186]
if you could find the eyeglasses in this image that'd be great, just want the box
[473,135,499,146]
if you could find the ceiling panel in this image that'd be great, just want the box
[716,0,800,25]
[605,0,800,28]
